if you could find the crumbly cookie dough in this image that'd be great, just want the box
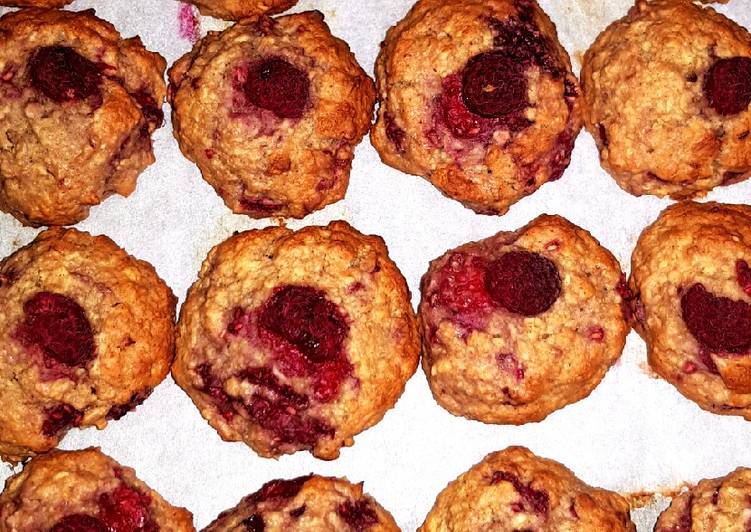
[172,221,419,460]
[371,0,582,215]
[629,201,751,419]
[656,467,751,531]
[169,11,375,219]
[204,474,399,531]
[0,448,194,531]
[0,8,167,226]
[419,446,635,531]
[581,0,751,199]
[183,0,297,21]
[419,215,629,424]
[0,228,176,463]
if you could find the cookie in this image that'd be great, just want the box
[172,221,419,460]
[581,0,751,199]
[655,467,751,531]
[0,8,167,227]
[169,11,375,220]
[204,474,399,531]
[418,215,628,424]
[0,0,72,6]
[0,448,194,531]
[629,201,751,418]
[419,446,635,531]
[183,0,297,21]
[371,0,582,216]
[0,228,176,463]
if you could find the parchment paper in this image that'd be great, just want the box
[1,1,750,530]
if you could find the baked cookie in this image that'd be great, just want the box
[0,0,72,6]
[419,446,635,531]
[0,228,176,463]
[169,11,375,219]
[371,0,582,216]
[581,0,751,199]
[0,8,166,227]
[204,474,399,531]
[172,221,419,460]
[183,0,298,21]
[0,448,194,531]
[629,201,751,418]
[418,215,628,424]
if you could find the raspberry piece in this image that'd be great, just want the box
[462,51,528,118]
[98,484,157,532]
[196,363,236,421]
[28,46,102,103]
[485,251,561,316]
[490,470,549,516]
[703,57,751,116]
[50,515,109,532]
[337,499,379,531]
[681,283,751,353]
[42,403,82,437]
[289,505,306,518]
[16,292,95,368]
[251,475,312,503]
[244,57,310,119]
[737,260,751,297]
[106,390,150,421]
[239,197,285,215]
[434,253,494,315]
[490,16,560,77]
[241,514,265,532]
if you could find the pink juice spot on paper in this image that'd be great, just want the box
[178,3,200,43]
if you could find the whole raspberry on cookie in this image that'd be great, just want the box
[0,228,176,463]
[169,11,375,220]
[418,215,629,424]
[419,446,635,531]
[581,0,751,199]
[629,201,751,418]
[0,9,167,227]
[371,0,582,216]
[655,467,751,531]
[0,448,194,531]
[204,474,398,531]
[172,221,419,460]
[183,0,297,21]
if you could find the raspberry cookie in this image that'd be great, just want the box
[419,446,635,531]
[418,215,628,424]
[0,448,194,531]
[204,474,398,531]
[169,12,375,219]
[183,0,297,21]
[629,201,751,418]
[371,0,582,216]
[655,467,751,531]
[0,228,176,463]
[172,221,419,460]
[581,0,751,199]
[0,9,167,227]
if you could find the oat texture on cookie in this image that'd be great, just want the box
[172,221,419,460]
[0,228,176,463]
[169,11,376,220]
[419,215,629,424]
[0,448,194,531]
[629,201,751,419]
[581,0,751,199]
[183,0,298,21]
[371,0,582,216]
[0,9,167,227]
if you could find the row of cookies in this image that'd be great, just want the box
[0,0,749,226]
[1,201,749,463]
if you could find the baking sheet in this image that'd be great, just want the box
[1,0,750,530]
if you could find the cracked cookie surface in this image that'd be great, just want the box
[183,0,297,21]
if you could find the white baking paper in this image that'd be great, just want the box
[1,1,750,530]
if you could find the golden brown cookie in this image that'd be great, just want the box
[581,0,751,199]
[204,474,399,531]
[629,201,751,419]
[0,0,72,6]
[0,228,176,463]
[371,0,582,216]
[172,221,419,460]
[169,11,375,219]
[0,448,194,531]
[655,467,751,531]
[418,215,628,424]
[183,0,297,21]
[0,8,167,227]
[419,446,635,531]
